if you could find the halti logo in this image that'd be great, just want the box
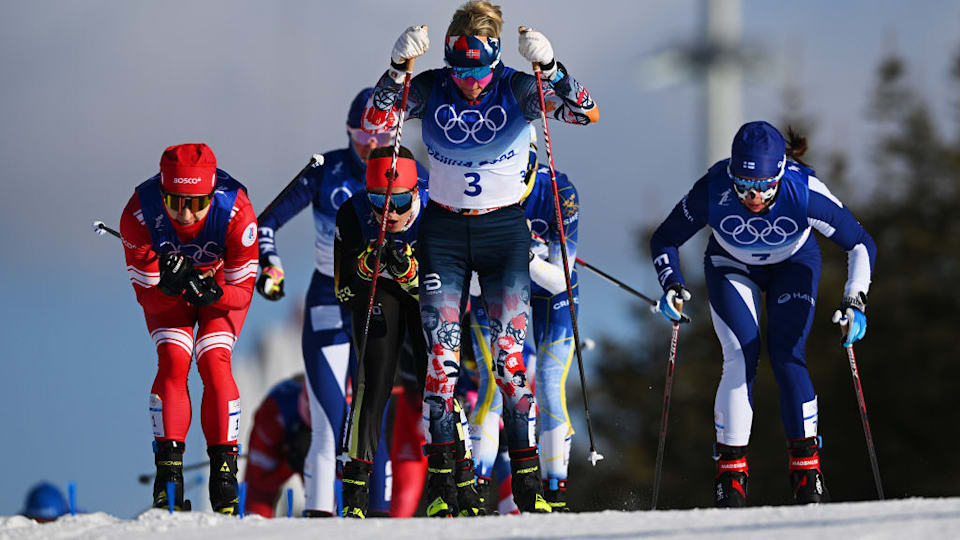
[173,177,203,184]
[777,292,815,306]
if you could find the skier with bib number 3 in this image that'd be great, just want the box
[649,122,876,506]
[361,0,598,515]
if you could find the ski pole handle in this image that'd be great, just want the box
[518,26,540,73]
[93,220,121,240]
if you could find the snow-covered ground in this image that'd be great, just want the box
[2,498,958,540]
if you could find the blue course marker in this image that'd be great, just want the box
[68,482,76,516]
[238,482,247,519]
[287,488,293,518]
[167,481,175,514]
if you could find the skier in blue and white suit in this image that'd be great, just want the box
[649,121,876,507]
[254,88,427,516]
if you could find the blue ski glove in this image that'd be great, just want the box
[654,284,690,323]
[831,293,868,346]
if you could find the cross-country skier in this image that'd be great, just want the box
[255,89,426,516]
[361,0,597,514]
[243,372,426,518]
[467,152,581,512]
[120,143,258,514]
[649,121,876,506]
[333,146,437,518]
[243,376,311,518]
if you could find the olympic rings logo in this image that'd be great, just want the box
[160,240,223,265]
[718,215,799,246]
[434,104,508,144]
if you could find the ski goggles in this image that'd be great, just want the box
[348,127,395,147]
[449,65,495,88]
[730,175,780,193]
[727,162,784,203]
[368,190,415,214]
[162,191,212,213]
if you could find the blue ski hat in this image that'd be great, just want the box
[729,121,786,179]
[22,482,68,521]
[347,88,375,129]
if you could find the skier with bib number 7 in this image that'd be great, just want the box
[361,0,598,515]
[649,122,876,507]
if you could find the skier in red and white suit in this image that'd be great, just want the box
[119,143,258,514]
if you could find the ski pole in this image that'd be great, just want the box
[137,455,247,485]
[257,154,325,222]
[355,55,418,417]
[844,341,884,500]
[651,319,681,509]
[524,28,602,466]
[93,219,223,276]
[574,257,691,324]
[834,312,883,500]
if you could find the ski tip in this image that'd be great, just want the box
[588,451,604,466]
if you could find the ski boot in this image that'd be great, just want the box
[207,444,240,515]
[789,437,829,504]
[476,476,496,515]
[454,442,486,516]
[424,442,458,517]
[714,443,749,508]
[509,447,551,513]
[341,458,372,518]
[543,478,570,513]
[152,440,191,511]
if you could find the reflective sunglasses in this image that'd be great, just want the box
[450,65,493,80]
[348,127,394,146]
[162,191,213,213]
[730,176,779,194]
[368,190,415,214]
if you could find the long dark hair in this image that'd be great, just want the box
[785,125,809,167]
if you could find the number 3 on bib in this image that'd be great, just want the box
[464,173,482,197]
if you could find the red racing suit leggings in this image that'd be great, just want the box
[145,300,248,446]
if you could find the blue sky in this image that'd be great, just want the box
[1,0,958,518]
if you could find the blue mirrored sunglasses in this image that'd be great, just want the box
[450,64,493,81]
[367,191,415,213]
[730,176,779,194]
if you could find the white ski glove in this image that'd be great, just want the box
[518,27,557,80]
[392,25,429,65]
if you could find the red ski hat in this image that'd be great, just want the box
[160,143,217,194]
[365,154,418,191]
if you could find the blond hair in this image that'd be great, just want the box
[447,1,503,38]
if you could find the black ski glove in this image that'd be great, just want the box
[183,273,224,307]
[382,242,416,281]
[157,252,194,297]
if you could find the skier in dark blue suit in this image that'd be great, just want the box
[650,121,876,507]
